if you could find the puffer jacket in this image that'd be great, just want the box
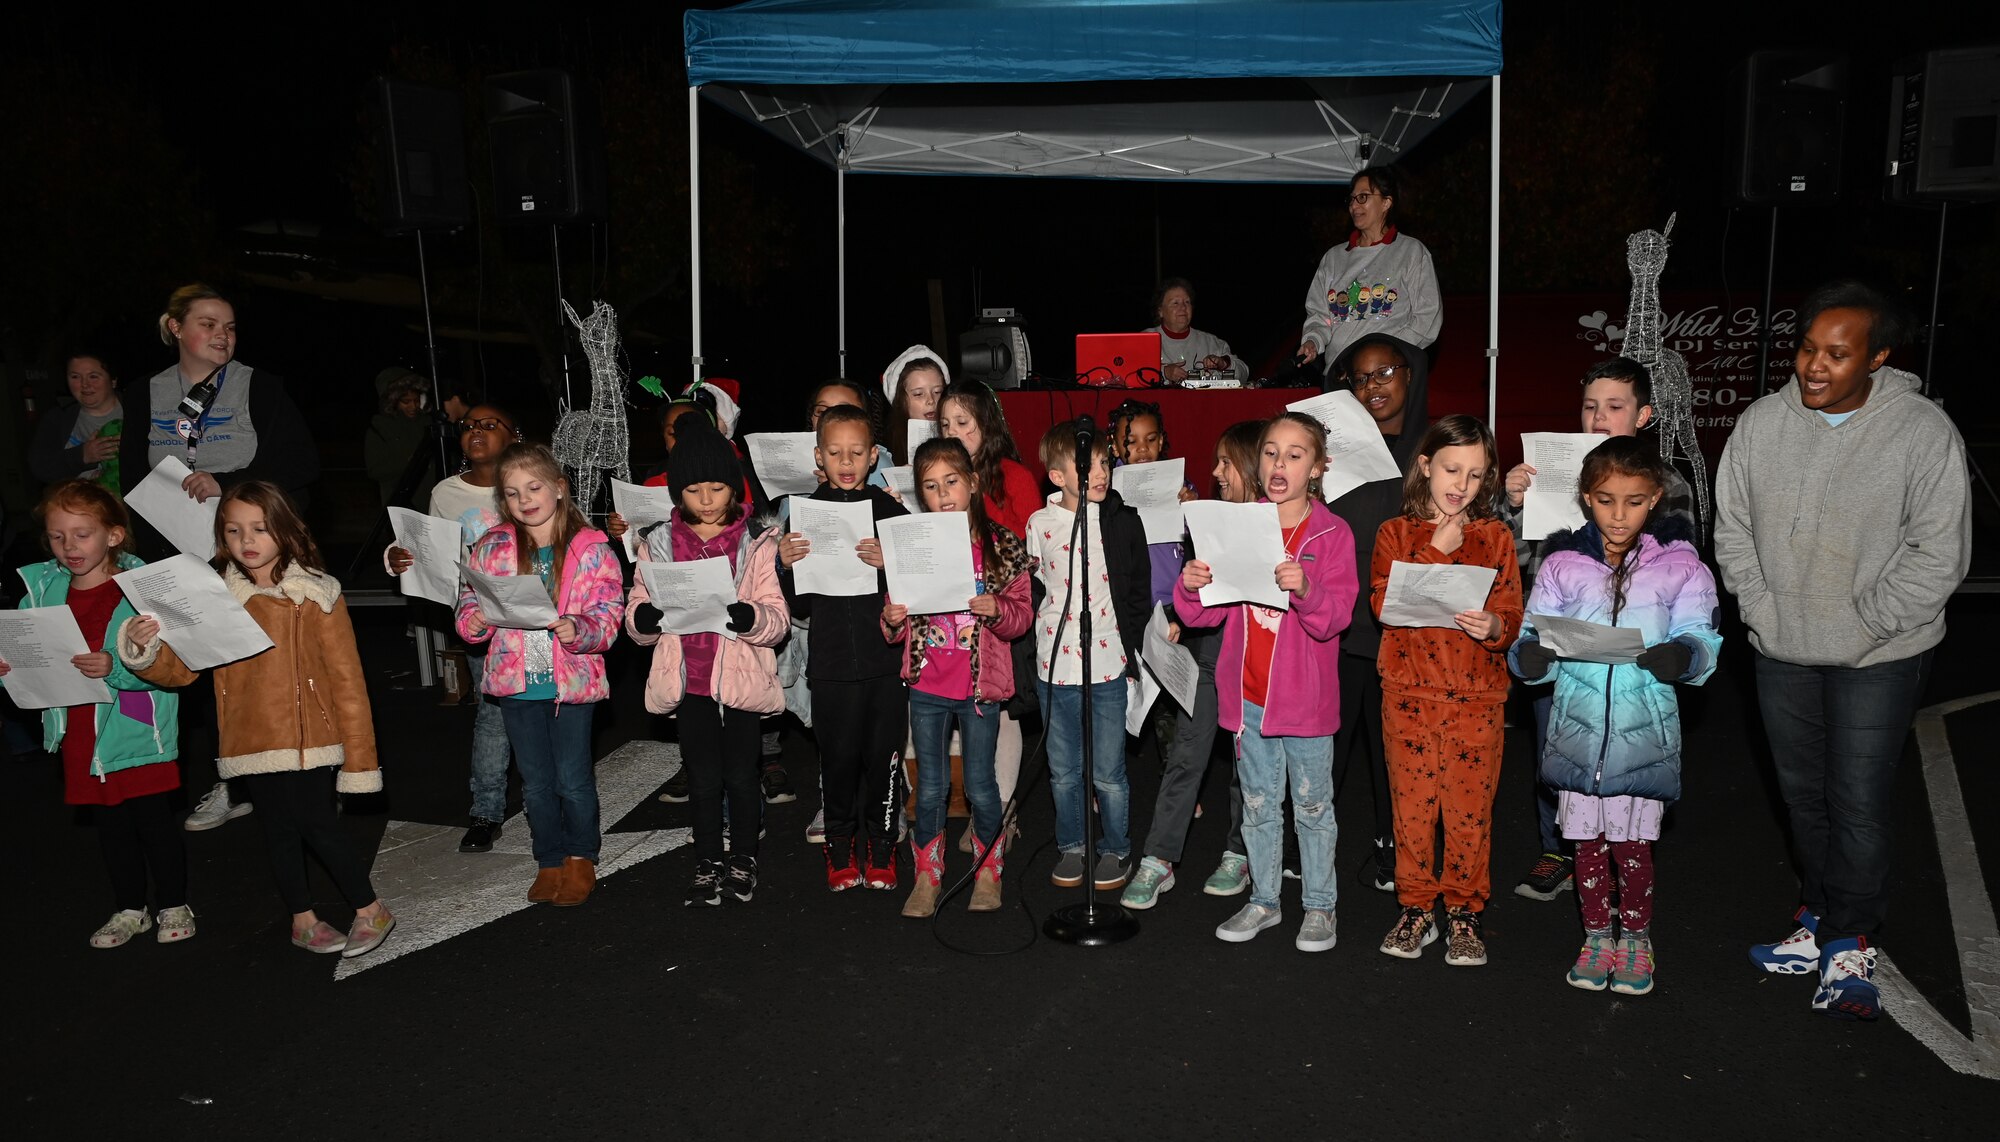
[11,555,179,779]
[119,563,380,793]
[455,525,625,703]
[626,517,792,716]
[1509,516,1722,801]
[885,526,1034,704]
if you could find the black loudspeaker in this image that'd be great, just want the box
[1734,49,1848,203]
[371,78,471,233]
[1887,46,2000,203]
[484,70,606,225]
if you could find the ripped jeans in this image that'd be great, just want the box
[1237,701,1338,912]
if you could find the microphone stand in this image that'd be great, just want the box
[1043,440,1139,947]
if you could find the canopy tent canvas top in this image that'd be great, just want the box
[682,0,1504,418]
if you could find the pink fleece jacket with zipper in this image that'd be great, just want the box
[625,521,791,716]
[455,525,625,702]
[1172,498,1358,736]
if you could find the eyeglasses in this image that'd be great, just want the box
[458,417,510,432]
[1347,192,1382,206]
[1352,364,1406,390]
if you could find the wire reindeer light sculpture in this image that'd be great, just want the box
[552,299,633,520]
[1622,214,1710,530]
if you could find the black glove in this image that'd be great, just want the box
[632,603,663,635]
[1513,639,1556,680]
[1636,640,1692,684]
[726,602,755,633]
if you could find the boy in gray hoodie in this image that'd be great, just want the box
[1714,280,1970,1022]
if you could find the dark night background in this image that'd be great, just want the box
[3,2,1995,563]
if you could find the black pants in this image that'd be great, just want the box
[95,791,188,912]
[812,675,907,844]
[680,695,762,863]
[241,768,378,914]
[1333,652,1395,841]
[177,674,242,801]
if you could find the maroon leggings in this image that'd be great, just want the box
[1575,837,1654,934]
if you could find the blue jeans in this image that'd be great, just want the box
[1040,679,1130,858]
[1238,701,1338,912]
[908,689,1002,845]
[1754,650,1931,941]
[466,653,512,822]
[498,698,600,868]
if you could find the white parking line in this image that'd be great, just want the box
[1881,692,2000,1079]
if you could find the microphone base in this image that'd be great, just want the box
[1043,900,1140,947]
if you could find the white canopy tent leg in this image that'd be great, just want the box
[689,85,705,383]
[838,139,848,380]
[1487,73,1500,430]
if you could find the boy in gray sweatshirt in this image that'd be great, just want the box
[1714,280,1970,1023]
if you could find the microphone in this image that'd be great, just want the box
[1073,414,1097,479]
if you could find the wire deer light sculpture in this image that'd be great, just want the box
[1621,214,1711,529]
[552,299,633,520]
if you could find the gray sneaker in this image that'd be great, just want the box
[1215,902,1282,943]
[184,781,252,832]
[1120,857,1176,909]
[1050,850,1087,888]
[1203,852,1250,896]
[1091,853,1132,891]
[1296,909,1338,952]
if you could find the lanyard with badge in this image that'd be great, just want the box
[176,364,225,466]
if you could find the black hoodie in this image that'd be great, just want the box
[1322,332,1433,662]
[776,482,909,682]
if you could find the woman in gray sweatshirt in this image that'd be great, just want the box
[1714,279,1970,1023]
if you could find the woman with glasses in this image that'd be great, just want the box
[1147,278,1248,384]
[1322,332,1434,897]
[1296,167,1442,374]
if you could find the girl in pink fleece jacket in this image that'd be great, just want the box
[456,444,626,908]
[1175,412,1358,952]
[626,413,791,909]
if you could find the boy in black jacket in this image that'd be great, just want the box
[1026,421,1151,892]
[776,406,911,891]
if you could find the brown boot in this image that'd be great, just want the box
[969,831,1005,912]
[902,834,944,918]
[528,866,564,904]
[552,856,597,907]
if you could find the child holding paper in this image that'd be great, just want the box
[1498,356,1697,901]
[1371,415,1523,966]
[778,405,909,891]
[882,438,1033,916]
[1174,413,1357,950]
[1509,436,1720,996]
[455,444,625,908]
[2,481,192,949]
[626,415,790,907]
[386,402,522,854]
[1030,421,1152,894]
[1112,399,1202,606]
[883,346,949,464]
[1122,419,1265,910]
[119,481,395,957]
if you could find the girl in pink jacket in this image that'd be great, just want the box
[455,444,626,908]
[626,414,791,908]
[1175,412,1358,952]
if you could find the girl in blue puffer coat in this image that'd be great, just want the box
[1509,437,1721,998]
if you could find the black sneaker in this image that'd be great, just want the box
[658,766,690,804]
[685,859,724,907]
[1514,852,1574,901]
[760,764,797,805]
[723,855,759,902]
[1368,836,1396,893]
[458,817,503,853]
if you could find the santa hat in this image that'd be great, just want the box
[880,346,951,403]
[680,377,742,437]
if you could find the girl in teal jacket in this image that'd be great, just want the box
[1,482,188,949]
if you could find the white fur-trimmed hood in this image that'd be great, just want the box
[223,562,343,612]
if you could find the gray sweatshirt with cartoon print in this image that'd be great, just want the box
[1713,366,1969,668]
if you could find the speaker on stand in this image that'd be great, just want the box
[1732,49,1848,396]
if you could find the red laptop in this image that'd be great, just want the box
[1075,332,1161,388]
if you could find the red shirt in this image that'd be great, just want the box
[62,578,178,806]
[985,458,1043,539]
[1240,516,1310,709]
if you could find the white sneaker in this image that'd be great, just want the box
[1296,909,1339,952]
[184,782,252,831]
[1215,902,1282,943]
[155,905,197,944]
[805,808,827,845]
[89,910,152,949]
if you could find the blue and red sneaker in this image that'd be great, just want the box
[1748,906,1820,974]
[1813,936,1881,1020]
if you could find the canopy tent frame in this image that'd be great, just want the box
[683,0,1503,423]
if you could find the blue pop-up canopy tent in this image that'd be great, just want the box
[683,0,1505,417]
